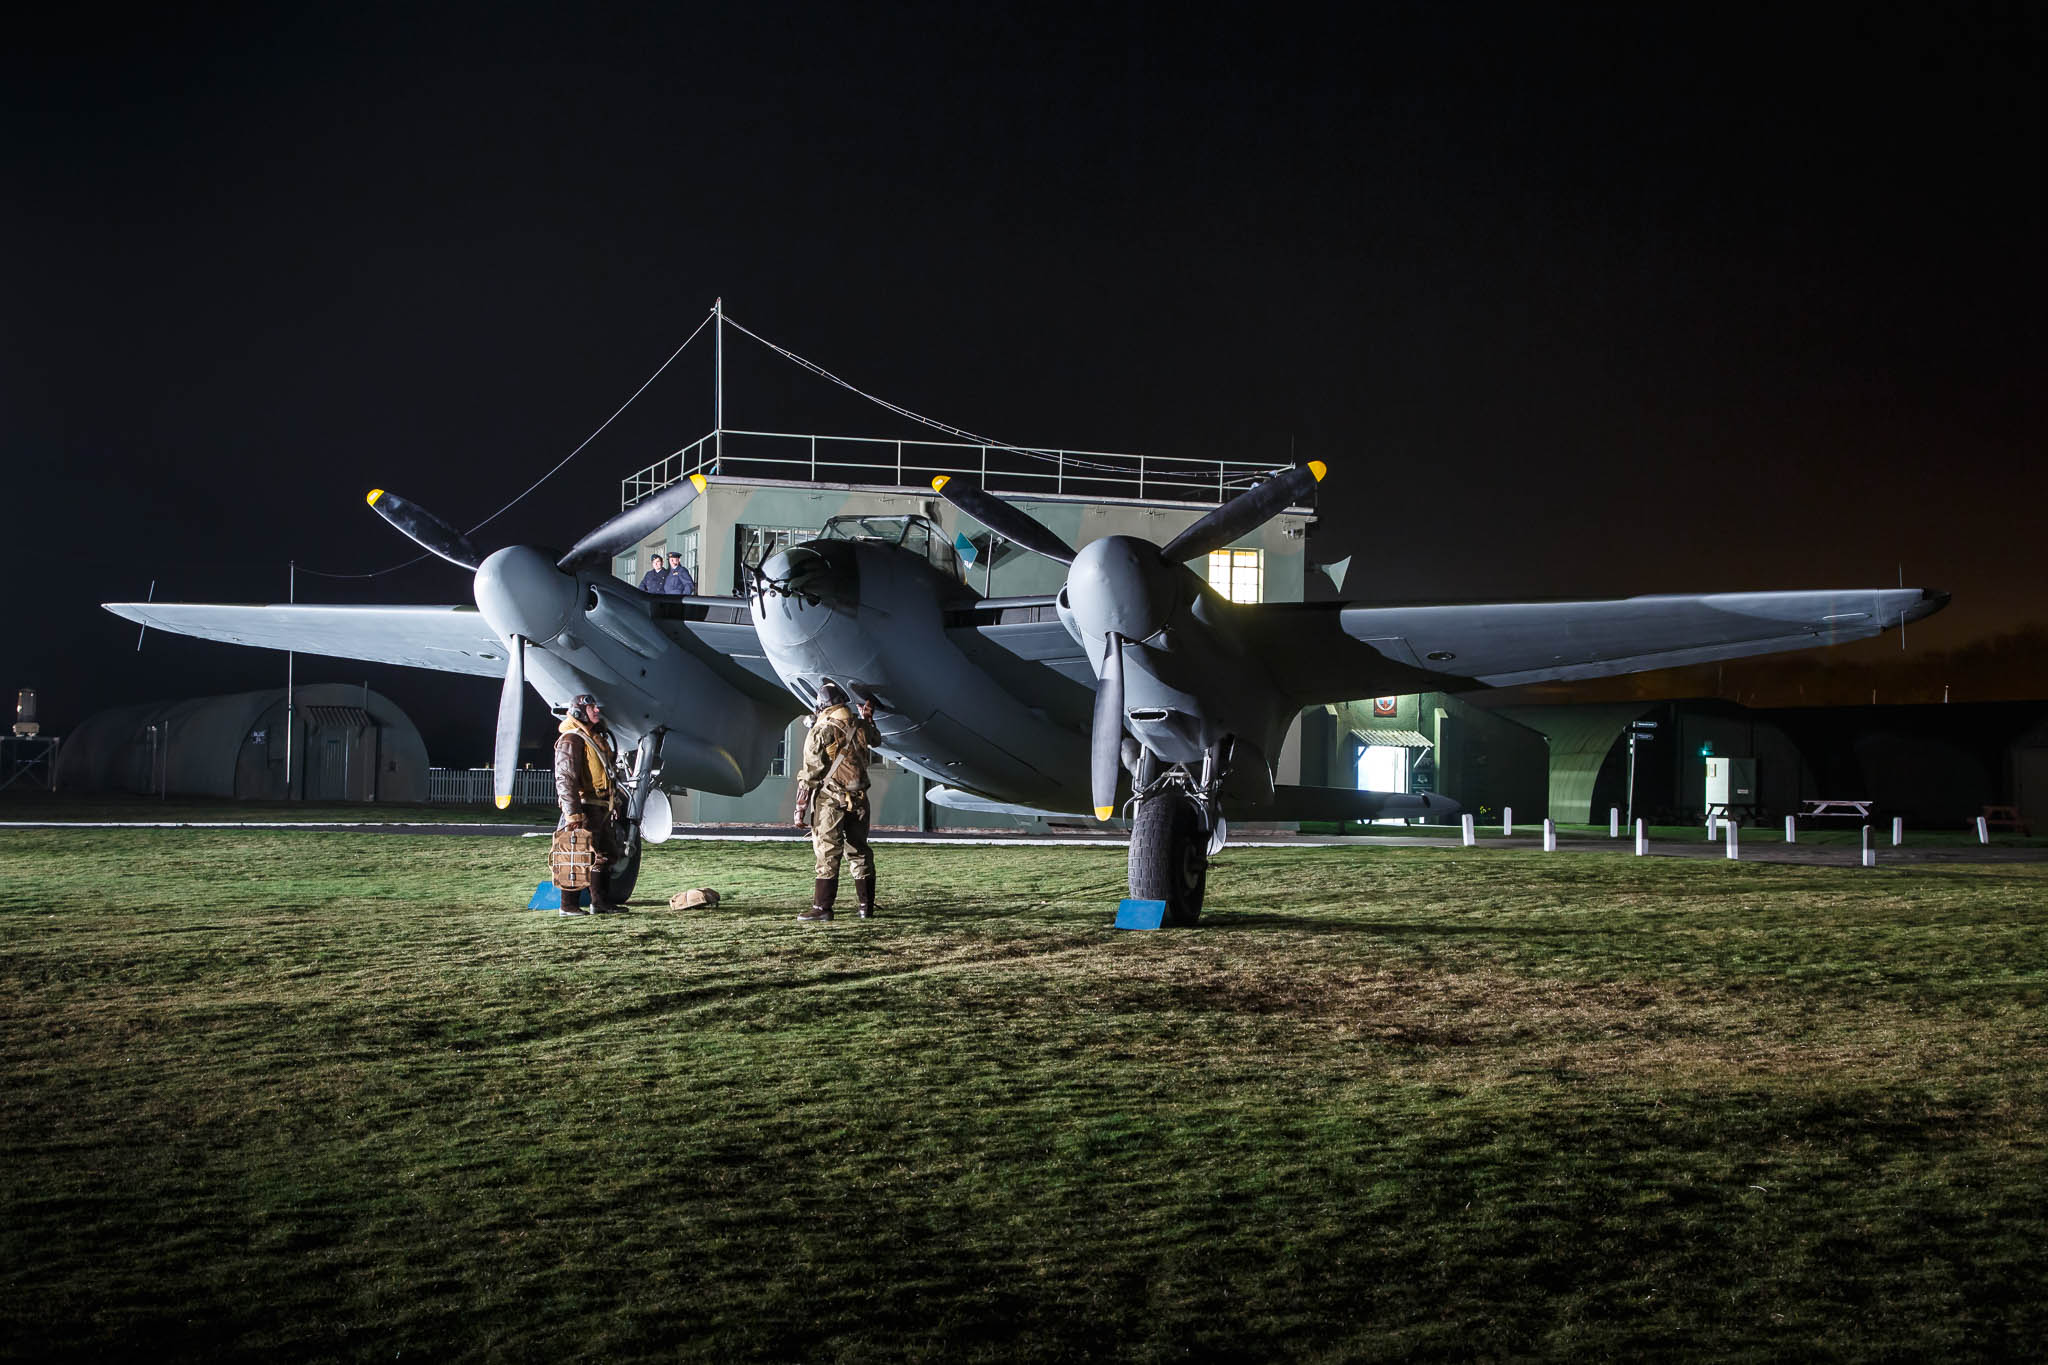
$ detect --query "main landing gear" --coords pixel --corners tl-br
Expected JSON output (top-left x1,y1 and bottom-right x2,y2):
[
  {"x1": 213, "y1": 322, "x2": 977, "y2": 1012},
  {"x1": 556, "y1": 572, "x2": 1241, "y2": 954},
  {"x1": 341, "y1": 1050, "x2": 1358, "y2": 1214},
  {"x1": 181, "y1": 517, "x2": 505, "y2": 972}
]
[
  {"x1": 1124, "y1": 746, "x2": 1223, "y2": 925},
  {"x1": 604, "y1": 729, "x2": 666, "y2": 906},
  {"x1": 1127, "y1": 788, "x2": 1209, "y2": 925}
]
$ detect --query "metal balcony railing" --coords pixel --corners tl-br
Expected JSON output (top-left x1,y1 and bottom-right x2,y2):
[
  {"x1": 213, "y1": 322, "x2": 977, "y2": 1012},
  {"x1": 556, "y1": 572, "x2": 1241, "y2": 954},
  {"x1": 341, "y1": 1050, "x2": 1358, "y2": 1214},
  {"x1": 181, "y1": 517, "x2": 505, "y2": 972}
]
[{"x1": 621, "y1": 429, "x2": 1295, "y2": 512}]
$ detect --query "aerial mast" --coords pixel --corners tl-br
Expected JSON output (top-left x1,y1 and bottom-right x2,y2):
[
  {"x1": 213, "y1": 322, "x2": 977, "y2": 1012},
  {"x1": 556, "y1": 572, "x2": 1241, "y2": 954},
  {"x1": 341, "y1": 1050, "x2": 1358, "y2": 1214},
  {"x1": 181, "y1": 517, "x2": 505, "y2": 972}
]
[
  {"x1": 285, "y1": 560, "x2": 295, "y2": 800},
  {"x1": 714, "y1": 297, "x2": 724, "y2": 466}
]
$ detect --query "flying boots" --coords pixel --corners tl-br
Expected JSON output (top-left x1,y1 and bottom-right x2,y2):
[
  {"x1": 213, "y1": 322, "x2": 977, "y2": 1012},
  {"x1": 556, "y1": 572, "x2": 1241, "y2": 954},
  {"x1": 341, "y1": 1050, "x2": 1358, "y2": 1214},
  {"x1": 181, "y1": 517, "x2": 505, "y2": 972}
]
[
  {"x1": 798, "y1": 876, "x2": 837, "y2": 922},
  {"x1": 855, "y1": 874, "x2": 876, "y2": 920}
]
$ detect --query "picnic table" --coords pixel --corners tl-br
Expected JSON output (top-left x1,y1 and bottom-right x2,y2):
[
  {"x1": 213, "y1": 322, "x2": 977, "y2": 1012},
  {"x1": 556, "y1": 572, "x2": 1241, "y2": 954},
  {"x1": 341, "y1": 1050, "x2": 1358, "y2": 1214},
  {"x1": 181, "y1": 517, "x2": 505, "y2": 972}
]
[
  {"x1": 1982, "y1": 805, "x2": 2031, "y2": 834},
  {"x1": 1800, "y1": 799, "x2": 1876, "y2": 820}
]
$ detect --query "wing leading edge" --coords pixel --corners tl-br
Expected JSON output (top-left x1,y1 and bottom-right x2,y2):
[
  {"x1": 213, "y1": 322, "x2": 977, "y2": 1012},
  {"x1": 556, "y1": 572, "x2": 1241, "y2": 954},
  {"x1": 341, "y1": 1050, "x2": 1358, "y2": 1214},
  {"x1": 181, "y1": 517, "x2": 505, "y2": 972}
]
[
  {"x1": 104, "y1": 603, "x2": 510, "y2": 678},
  {"x1": 1247, "y1": 588, "x2": 1950, "y2": 705}
]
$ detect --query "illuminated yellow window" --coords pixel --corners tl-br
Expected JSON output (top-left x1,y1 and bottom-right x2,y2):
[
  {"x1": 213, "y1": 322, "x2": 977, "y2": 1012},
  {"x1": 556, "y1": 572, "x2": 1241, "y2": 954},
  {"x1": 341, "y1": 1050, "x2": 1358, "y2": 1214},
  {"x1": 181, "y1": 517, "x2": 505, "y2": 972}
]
[{"x1": 1206, "y1": 548, "x2": 1262, "y2": 603}]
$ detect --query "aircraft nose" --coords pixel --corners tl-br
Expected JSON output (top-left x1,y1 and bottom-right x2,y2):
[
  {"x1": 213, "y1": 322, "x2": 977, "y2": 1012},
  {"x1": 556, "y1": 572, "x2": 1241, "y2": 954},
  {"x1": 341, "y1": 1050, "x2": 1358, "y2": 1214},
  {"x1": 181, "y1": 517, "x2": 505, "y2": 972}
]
[
  {"x1": 474, "y1": 545, "x2": 578, "y2": 644},
  {"x1": 754, "y1": 540, "x2": 859, "y2": 646}
]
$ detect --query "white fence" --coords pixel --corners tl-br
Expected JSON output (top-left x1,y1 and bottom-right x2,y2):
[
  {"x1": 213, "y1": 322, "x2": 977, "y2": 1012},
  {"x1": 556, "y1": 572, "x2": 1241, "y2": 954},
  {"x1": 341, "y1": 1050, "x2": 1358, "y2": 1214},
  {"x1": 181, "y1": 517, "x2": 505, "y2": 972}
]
[
  {"x1": 623, "y1": 429, "x2": 1294, "y2": 512},
  {"x1": 427, "y1": 767, "x2": 555, "y2": 805}
]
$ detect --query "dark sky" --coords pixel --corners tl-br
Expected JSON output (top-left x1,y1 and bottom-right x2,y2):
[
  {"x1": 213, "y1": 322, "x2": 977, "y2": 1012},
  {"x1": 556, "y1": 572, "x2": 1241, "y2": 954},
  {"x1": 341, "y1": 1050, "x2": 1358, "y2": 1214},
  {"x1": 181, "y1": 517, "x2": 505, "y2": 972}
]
[{"x1": 7, "y1": 3, "x2": 2044, "y2": 759}]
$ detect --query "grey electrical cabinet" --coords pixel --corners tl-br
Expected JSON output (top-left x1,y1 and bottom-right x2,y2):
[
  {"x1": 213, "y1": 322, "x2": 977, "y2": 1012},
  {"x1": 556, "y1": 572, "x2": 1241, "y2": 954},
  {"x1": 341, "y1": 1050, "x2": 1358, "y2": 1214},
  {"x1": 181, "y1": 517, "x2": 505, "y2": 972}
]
[{"x1": 1704, "y1": 756, "x2": 1757, "y2": 811}]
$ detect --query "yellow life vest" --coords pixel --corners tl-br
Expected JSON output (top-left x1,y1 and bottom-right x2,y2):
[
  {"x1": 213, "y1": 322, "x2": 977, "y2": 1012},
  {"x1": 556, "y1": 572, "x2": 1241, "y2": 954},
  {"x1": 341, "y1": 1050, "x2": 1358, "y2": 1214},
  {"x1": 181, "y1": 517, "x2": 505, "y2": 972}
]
[{"x1": 558, "y1": 715, "x2": 615, "y2": 803}]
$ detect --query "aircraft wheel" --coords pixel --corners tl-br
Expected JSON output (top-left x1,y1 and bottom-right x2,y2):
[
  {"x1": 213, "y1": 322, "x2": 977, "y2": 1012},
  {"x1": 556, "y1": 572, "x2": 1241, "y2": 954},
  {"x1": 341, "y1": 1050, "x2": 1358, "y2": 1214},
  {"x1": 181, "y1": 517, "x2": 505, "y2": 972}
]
[
  {"x1": 605, "y1": 833, "x2": 643, "y2": 905},
  {"x1": 1129, "y1": 791, "x2": 1208, "y2": 926}
]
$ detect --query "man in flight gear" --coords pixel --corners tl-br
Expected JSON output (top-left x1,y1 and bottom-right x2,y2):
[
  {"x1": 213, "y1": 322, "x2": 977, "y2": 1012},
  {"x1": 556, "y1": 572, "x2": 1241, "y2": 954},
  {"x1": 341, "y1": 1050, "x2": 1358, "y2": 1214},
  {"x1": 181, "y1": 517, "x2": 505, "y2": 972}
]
[
  {"x1": 555, "y1": 693, "x2": 623, "y2": 914},
  {"x1": 793, "y1": 680, "x2": 882, "y2": 922}
]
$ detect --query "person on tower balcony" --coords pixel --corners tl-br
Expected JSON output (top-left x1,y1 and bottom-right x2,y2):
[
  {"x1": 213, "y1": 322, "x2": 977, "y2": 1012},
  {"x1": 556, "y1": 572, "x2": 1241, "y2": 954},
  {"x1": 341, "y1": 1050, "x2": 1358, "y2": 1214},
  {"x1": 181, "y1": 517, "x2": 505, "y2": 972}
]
[{"x1": 662, "y1": 551, "x2": 696, "y2": 596}]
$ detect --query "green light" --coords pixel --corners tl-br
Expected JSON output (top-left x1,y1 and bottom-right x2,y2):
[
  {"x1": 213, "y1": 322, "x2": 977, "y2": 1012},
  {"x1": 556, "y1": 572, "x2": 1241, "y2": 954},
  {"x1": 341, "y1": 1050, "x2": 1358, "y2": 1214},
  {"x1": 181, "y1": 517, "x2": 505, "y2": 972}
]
[{"x1": 1699, "y1": 741, "x2": 1715, "y2": 757}]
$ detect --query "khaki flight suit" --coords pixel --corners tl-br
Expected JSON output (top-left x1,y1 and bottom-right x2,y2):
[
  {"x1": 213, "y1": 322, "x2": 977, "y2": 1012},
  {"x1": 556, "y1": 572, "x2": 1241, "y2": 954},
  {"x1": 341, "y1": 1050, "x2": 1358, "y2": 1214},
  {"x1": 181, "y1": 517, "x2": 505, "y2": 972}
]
[{"x1": 797, "y1": 703, "x2": 882, "y2": 881}]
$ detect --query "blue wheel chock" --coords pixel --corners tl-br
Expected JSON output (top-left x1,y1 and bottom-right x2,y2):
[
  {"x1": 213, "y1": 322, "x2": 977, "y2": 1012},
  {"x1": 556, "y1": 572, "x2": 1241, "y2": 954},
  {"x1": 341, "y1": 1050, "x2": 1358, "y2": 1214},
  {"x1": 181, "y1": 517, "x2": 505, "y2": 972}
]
[
  {"x1": 529, "y1": 881, "x2": 589, "y2": 911},
  {"x1": 1114, "y1": 898, "x2": 1169, "y2": 930}
]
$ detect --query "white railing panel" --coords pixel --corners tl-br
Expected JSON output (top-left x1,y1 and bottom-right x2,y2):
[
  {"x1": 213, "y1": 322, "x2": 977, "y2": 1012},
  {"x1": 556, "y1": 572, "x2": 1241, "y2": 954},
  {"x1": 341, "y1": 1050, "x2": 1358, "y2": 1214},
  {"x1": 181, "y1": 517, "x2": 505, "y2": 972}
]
[{"x1": 622, "y1": 429, "x2": 1292, "y2": 512}]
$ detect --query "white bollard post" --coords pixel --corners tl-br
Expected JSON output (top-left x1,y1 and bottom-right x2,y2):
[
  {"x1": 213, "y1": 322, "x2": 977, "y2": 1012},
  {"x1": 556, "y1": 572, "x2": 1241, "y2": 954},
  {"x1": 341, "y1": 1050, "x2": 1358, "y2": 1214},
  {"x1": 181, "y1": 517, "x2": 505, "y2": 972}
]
[
  {"x1": 1609, "y1": 807, "x2": 1620, "y2": 838},
  {"x1": 1461, "y1": 813, "x2": 1476, "y2": 847},
  {"x1": 1503, "y1": 807, "x2": 1513, "y2": 837},
  {"x1": 1726, "y1": 820, "x2": 1739, "y2": 860},
  {"x1": 1707, "y1": 814, "x2": 1719, "y2": 841},
  {"x1": 1635, "y1": 818, "x2": 1648, "y2": 856},
  {"x1": 1977, "y1": 815, "x2": 1990, "y2": 844},
  {"x1": 1892, "y1": 816, "x2": 1904, "y2": 847},
  {"x1": 1543, "y1": 818, "x2": 1557, "y2": 852},
  {"x1": 1785, "y1": 814, "x2": 1797, "y2": 844},
  {"x1": 1861, "y1": 825, "x2": 1876, "y2": 868}
]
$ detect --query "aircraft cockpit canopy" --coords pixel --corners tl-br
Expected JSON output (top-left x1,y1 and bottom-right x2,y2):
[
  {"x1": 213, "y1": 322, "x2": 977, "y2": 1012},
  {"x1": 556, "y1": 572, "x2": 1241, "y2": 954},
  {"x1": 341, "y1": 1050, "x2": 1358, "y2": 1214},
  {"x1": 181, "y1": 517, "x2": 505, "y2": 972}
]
[{"x1": 817, "y1": 514, "x2": 963, "y2": 581}]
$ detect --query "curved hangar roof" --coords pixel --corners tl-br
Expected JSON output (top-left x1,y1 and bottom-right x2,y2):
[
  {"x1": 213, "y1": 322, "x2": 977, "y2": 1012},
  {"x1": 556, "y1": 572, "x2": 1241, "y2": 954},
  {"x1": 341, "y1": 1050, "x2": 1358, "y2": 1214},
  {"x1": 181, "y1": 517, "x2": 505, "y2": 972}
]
[{"x1": 54, "y1": 684, "x2": 429, "y2": 802}]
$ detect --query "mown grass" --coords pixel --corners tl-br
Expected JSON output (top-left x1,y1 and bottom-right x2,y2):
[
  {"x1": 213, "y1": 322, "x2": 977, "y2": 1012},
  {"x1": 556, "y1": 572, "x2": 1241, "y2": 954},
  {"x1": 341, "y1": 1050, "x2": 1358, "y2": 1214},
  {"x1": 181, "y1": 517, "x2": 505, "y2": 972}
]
[{"x1": 3, "y1": 826, "x2": 2046, "y2": 1361}]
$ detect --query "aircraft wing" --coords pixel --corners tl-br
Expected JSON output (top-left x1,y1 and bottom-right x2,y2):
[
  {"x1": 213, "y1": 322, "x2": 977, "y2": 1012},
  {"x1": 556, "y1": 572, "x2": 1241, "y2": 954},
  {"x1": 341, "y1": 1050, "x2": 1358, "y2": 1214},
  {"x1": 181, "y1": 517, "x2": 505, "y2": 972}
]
[
  {"x1": 1248, "y1": 588, "x2": 1950, "y2": 704},
  {"x1": 946, "y1": 602, "x2": 1096, "y2": 711},
  {"x1": 104, "y1": 603, "x2": 509, "y2": 677}
]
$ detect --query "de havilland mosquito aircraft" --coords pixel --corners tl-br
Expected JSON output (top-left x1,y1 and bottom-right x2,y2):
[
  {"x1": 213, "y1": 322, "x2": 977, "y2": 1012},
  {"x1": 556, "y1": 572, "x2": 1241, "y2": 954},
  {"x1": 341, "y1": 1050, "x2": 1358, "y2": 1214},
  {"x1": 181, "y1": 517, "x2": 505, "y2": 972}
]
[{"x1": 107, "y1": 461, "x2": 1948, "y2": 923}]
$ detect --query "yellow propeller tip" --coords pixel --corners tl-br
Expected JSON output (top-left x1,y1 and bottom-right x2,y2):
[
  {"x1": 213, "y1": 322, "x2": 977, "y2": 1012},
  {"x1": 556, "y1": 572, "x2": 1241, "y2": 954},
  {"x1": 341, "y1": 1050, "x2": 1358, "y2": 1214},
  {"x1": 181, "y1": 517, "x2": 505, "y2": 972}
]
[
  {"x1": 1094, "y1": 805, "x2": 1114, "y2": 821},
  {"x1": 931, "y1": 475, "x2": 950, "y2": 491},
  {"x1": 1307, "y1": 460, "x2": 1327, "y2": 482},
  {"x1": 689, "y1": 473, "x2": 707, "y2": 493},
  {"x1": 494, "y1": 795, "x2": 510, "y2": 810},
  {"x1": 367, "y1": 489, "x2": 383, "y2": 505}
]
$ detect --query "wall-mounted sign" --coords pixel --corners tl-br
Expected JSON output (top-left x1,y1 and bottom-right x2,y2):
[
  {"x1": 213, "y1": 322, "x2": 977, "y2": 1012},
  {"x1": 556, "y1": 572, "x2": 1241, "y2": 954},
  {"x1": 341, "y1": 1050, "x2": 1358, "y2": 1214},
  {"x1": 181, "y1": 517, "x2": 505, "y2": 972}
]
[{"x1": 1373, "y1": 697, "x2": 1399, "y2": 717}]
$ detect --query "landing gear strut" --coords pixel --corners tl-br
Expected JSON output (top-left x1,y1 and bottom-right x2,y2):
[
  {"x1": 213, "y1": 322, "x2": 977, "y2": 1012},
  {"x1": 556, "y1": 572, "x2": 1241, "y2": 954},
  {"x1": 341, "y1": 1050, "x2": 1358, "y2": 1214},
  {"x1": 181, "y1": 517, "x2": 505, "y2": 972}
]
[
  {"x1": 1127, "y1": 787, "x2": 1210, "y2": 926},
  {"x1": 604, "y1": 729, "x2": 665, "y2": 906}
]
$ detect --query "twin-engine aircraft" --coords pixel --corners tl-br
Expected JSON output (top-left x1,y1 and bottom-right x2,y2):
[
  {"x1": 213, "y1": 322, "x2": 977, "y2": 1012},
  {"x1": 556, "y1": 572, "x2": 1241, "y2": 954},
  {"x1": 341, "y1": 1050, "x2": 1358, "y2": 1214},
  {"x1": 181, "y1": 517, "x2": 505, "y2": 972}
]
[{"x1": 106, "y1": 463, "x2": 1947, "y2": 923}]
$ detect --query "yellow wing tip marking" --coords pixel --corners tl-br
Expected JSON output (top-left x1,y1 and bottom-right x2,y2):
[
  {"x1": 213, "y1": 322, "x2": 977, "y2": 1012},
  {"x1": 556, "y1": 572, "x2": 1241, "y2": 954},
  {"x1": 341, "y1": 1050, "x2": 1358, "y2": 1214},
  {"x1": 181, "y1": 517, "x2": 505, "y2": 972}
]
[
  {"x1": 931, "y1": 475, "x2": 950, "y2": 491},
  {"x1": 688, "y1": 473, "x2": 708, "y2": 493},
  {"x1": 1307, "y1": 460, "x2": 1327, "y2": 482},
  {"x1": 367, "y1": 488, "x2": 384, "y2": 505},
  {"x1": 494, "y1": 795, "x2": 511, "y2": 810},
  {"x1": 1094, "y1": 805, "x2": 1114, "y2": 821}
]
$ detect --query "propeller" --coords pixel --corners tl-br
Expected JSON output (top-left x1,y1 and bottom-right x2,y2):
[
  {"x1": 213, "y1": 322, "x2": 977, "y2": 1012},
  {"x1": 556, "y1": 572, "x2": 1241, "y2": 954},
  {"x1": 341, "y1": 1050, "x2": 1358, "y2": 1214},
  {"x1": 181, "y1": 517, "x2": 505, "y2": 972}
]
[
  {"x1": 931, "y1": 462, "x2": 1326, "y2": 821},
  {"x1": 367, "y1": 489, "x2": 484, "y2": 570},
  {"x1": 930, "y1": 475, "x2": 1076, "y2": 564},
  {"x1": 493, "y1": 636, "x2": 525, "y2": 809},
  {"x1": 1158, "y1": 461, "x2": 1324, "y2": 563},
  {"x1": 558, "y1": 473, "x2": 708, "y2": 574},
  {"x1": 1091, "y1": 633, "x2": 1125, "y2": 819}
]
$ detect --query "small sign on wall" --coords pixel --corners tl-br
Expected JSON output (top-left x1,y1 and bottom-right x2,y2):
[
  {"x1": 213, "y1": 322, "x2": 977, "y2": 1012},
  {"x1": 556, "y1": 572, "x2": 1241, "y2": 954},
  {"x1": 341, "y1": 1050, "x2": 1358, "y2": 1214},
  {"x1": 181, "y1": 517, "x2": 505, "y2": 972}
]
[{"x1": 1373, "y1": 697, "x2": 1399, "y2": 717}]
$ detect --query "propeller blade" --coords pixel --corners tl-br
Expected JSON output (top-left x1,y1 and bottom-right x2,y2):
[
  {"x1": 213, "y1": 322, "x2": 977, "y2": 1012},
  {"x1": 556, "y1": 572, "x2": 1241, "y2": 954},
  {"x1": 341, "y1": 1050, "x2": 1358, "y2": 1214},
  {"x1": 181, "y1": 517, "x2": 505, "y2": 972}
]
[
  {"x1": 1158, "y1": 461, "x2": 1325, "y2": 565},
  {"x1": 1091, "y1": 632, "x2": 1125, "y2": 820},
  {"x1": 558, "y1": 473, "x2": 708, "y2": 574},
  {"x1": 930, "y1": 476, "x2": 1076, "y2": 566},
  {"x1": 493, "y1": 636, "x2": 524, "y2": 810},
  {"x1": 366, "y1": 489, "x2": 484, "y2": 570}
]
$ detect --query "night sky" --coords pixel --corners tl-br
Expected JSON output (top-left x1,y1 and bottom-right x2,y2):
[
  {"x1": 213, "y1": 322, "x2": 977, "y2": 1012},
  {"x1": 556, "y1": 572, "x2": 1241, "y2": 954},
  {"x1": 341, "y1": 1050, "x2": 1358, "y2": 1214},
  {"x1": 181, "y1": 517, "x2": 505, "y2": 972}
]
[{"x1": 8, "y1": 3, "x2": 2044, "y2": 760}]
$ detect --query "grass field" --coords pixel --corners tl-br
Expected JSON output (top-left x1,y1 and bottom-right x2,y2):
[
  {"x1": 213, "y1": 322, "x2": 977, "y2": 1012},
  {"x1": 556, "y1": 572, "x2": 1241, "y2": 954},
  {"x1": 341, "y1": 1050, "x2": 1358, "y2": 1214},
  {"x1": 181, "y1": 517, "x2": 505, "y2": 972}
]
[{"x1": 4, "y1": 822, "x2": 2046, "y2": 1361}]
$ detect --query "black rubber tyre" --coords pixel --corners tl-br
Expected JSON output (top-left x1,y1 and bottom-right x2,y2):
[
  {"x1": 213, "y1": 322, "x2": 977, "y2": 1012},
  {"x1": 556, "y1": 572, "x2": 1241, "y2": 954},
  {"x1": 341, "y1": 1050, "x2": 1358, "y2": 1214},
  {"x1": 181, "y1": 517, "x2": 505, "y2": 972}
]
[
  {"x1": 1128, "y1": 791, "x2": 1208, "y2": 926},
  {"x1": 605, "y1": 834, "x2": 643, "y2": 905}
]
